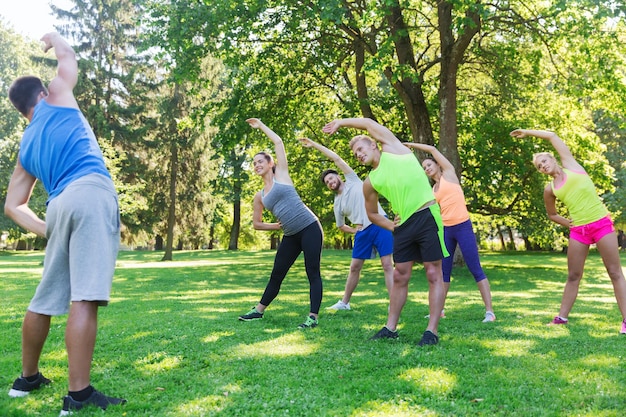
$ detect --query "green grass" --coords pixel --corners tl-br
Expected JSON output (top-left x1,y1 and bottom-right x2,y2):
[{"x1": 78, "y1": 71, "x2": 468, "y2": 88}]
[{"x1": 1, "y1": 249, "x2": 625, "y2": 416}]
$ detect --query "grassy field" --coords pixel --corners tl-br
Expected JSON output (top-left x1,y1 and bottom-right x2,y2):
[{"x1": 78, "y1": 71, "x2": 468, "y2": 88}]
[{"x1": 0, "y1": 249, "x2": 625, "y2": 417}]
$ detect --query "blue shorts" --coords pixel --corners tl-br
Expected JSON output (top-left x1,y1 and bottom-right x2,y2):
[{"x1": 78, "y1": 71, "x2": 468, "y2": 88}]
[{"x1": 352, "y1": 223, "x2": 393, "y2": 260}]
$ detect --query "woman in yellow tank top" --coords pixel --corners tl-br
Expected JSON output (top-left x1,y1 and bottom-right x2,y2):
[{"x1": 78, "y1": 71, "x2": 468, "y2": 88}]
[
  {"x1": 511, "y1": 129, "x2": 626, "y2": 334},
  {"x1": 404, "y1": 143, "x2": 495, "y2": 323}
]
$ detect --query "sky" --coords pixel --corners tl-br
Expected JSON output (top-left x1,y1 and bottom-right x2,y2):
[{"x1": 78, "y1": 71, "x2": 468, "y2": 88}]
[{"x1": 1, "y1": 0, "x2": 72, "y2": 41}]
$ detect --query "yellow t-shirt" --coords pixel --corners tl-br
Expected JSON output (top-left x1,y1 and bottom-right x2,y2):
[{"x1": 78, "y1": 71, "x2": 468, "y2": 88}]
[{"x1": 551, "y1": 169, "x2": 608, "y2": 226}]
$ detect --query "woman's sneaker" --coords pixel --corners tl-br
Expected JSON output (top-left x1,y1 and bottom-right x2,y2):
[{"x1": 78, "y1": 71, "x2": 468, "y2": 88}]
[
  {"x1": 548, "y1": 316, "x2": 568, "y2": 325},
  {"x1": 59, "y1": 389, "x2": 126, "y2": 416},
  {"x1": 8, "y1": 372, "x2": 51, "y2": 398},
  {"x1": 482, "y1": 311, "x2": 496, "y2": 323},
  {"x1": 238, "y1": 307, "x2": 263, "y2": 321},
  {"x1": 620, "y1": 319, "x2": 626, "y2": 334},
  {"x1": 297, "y1": 315, "x2": 318, "y2": 329},
  {"x1": 327, "y1": 300, "x2": 350, "y2": 310}
]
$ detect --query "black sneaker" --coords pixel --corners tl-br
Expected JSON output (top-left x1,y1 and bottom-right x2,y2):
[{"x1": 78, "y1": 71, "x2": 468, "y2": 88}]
[
  {"x1": 8, "y1": 372, "x2": 51, "y2": 398},
  {"x1": 239, "y1": 307, "x2": 263, "y2": 321},
  {"x1": 370, "y1": 326, "x2": 399, "y2": 340},
  {"x1": 59, "y1": 389, "x2": 126, "y2": 416},
  {"x1": 297, "y1": 315, "x2": 318, "y2": 329},
  {"x1": 418, "y1": 330, "x2": 439, "y2": 346}
]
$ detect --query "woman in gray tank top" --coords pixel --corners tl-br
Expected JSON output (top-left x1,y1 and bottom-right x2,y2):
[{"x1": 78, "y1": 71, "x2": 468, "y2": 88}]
[{"x1": 238, "y1": 118, "x2": 323, "y2": 329}]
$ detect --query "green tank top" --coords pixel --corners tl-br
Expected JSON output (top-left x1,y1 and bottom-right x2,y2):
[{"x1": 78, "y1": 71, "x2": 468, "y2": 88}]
[
  {"x1": 551, "y1": 169, "x2": 608, "y2": 226},
  {"x1": 369, "y1": 152, "x2": 435, "y2": 226}
]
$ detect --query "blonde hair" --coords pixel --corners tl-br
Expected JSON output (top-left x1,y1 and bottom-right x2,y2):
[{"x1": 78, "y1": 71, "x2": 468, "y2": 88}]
[
  {"x1": 532, "y1": 152, "x2": 557, "y2": 170},
  {"x1": 349, "y1": 134, "x2": 376, "y2": 150}
]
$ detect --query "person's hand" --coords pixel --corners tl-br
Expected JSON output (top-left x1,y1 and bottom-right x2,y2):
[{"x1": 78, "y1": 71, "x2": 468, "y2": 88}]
[
  {"x1": 40, "y1": 32, "x2": 59, "y2": 53},
  {"x1": 246, "y1": 118, "x2": 263, "y2": 129},
  {"x1": 298, "y1": 137, "x2": 314, "y2": 147},
  {"x1": 393, "y1": 214, "x2": 401, "y2": 226},
  {"x1": 322, "y1": 120, "x2": 341, "y2": 135},
  {"x1": 509, "y1": 129, "x2": 527, "y2": 138}
]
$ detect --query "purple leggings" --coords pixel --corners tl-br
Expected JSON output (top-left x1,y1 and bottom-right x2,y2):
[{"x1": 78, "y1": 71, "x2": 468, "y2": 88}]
[{"x1": 442, "y1": 219, "x2": 487, "y2": 283}]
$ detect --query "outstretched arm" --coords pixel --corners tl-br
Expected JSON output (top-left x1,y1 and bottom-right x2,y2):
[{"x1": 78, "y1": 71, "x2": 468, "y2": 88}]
[
  {"x1": 246, "y1": 118, "x2": 292, "y2": 184},
  {"x1": 41, "y1": 32, "x2": 79, "y2": 109},
  {"x1": 298, "y1": 137, "x2": 354, "y2": 175},
  {"x1": 510, "y1": 129, "x2": 583, "y2": 171},
  {"x1": 323, "y1": 118, "x2": 410, "y2": 155}
]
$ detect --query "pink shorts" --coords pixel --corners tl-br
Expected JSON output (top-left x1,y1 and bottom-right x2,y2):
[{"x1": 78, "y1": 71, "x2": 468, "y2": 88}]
[{"x1": 569, "y1": 215, "x2": 614, "y2": 245}]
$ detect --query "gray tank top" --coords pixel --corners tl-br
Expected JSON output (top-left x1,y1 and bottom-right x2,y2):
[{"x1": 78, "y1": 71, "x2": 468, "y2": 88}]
[{"x1": 261, "y1": 181, "x2": 317, "y2": 236}]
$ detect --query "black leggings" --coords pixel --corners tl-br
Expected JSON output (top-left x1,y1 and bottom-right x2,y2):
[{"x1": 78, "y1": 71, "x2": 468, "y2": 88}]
[{"x1": 260, "y1": 221, "x2": 323, "y2": 314}]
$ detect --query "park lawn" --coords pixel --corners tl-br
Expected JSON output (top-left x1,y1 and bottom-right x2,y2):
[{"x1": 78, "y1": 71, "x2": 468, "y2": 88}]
[{"x1": 0, "y1": 249, "x2": 625, "y2": 417}]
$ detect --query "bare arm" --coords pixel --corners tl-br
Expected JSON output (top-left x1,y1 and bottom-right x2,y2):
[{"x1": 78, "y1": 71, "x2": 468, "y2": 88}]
[
  {"x1": 338, "y1": 224, "x2": 360, "y2": 234},
  {"x1": 510, "y1": 129, "x2": 583, "y2": 171},
  {"x1": 543, "y1": 184, "x2": 571, "y2": 228},
  {"x1": 363, "y1": 178, "x2": 394, "y2": 231},
  {"x1": 298, "y1": 137, "x2": 354, "y2": 175},
  {"x1": 41, "y1": 32, "x2": 79, "y2": 109},
  {"x1": 246, "y1": 118, "x2": 292, "y2": 184},
  {"x1": 4, "y1": 160, "x2": 46, "y2": 238},
  {"x1": 403, "y1": 142, "x2": 458, "y2": 182},
  {"x1": 323, "y1": 118, "x2": 410, "y2": 155},
  {"x1": 252, "y1": 192, "x2": 282, "y2": 231}
]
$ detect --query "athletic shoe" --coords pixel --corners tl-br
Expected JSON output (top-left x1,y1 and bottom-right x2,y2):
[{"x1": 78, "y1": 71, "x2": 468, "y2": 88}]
[
  {"x1": 621, "y1": 319, "x2": 626, "y2": 334},
  {"x1": 482, "y1": 311, "x2": 496, "y2": 323},
  {"x1": 424, "y1": 308, "x2": 445, "y2": 319},
  {"x1": 8, "y1": 372, "x2": 51, "y2": 398},
  {"x1": 418, "y1": 330, "x2": 439, "y2": 346},
  {"x1": 548, "y1": 316, "x2": 568, "y2": 325},
  {"x1": 370, "y1": 326, "x2": 399, "y2": 340},
  {"x1": 238, "y1": 307, "x2": 263, "y2": 321},
  {"x1": 59, "y1": 389, "x2": 126, "y2": 416},
  {"x1": 326, "y1": 300, "x2": 350, "y2": 310},
  {"x1": 297, "y1": 315, "x2": 318, "y2": 329}
]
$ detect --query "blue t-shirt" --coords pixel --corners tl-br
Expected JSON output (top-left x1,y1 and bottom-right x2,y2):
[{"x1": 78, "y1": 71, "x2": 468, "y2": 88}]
[{"x1": 19, "y1": 100, "x2": 110, "y2": 203}]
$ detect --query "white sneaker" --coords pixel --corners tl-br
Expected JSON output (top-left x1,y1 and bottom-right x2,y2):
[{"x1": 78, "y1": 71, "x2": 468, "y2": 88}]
[
  {"x1": 424, "y1": 308, "x2": 445, "y2": 319},
  {"x1": 482, "y1": 311, "x2": 496, "y2": 323},
  {"x1": 327, "y1": 300, "x2": 350, "y2": 310}
]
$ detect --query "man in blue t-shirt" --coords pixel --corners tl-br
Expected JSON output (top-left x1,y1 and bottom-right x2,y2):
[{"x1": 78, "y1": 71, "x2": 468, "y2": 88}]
[{"x1": 5, "y1": 32, "x2": 125, "y2": 414}]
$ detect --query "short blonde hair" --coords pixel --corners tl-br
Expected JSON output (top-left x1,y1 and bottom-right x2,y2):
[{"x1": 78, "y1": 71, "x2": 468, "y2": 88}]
[
  {"x1": 349, "y1": 134, "x2": 376, "y2": 150},
  {"x1": 532, "y1": 152, "x2": 556, "y2": 170}
]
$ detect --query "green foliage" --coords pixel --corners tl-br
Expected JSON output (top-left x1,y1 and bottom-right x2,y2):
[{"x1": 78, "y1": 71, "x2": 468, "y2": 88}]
[{"x1": 2, "y1": 250, "x2": 626, "y2": 415}]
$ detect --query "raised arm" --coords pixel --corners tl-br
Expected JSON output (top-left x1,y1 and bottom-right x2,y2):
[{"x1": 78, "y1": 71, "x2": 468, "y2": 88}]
[
  {"x1": 41, "y1": 32, "x2": 79, "y2": 109},
  {"x1": 510, "y1": 129, "x2": 583, "y2": 171},
  {"x1": 404, "y1": 142, "x2": 456, "y2": 174},
  {"x1": 298, "y1": 137, "x2": 354, "y2": 175},
  {"x1": 323, "y1": 118, "x2": 410, "y2": 155},
  {"x1": 246, "y1": 118, "x2": 292, "y2": 184}
]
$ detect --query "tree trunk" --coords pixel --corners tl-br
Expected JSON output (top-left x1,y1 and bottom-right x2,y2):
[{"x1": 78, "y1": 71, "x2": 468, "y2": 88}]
[
  {"x1": 228, "y1": 197, "x2": 241, "y2": 250},
  {"x1": 162, "y1": 140, "x2": 178, "y2": 261}
]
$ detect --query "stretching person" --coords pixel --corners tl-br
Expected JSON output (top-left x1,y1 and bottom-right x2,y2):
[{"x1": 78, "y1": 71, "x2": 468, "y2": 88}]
[
  {"x1": 238, "y1": 118, "x2": 324, "y2": 329},
  {"x1": 323, "y1": 118, "x2": 447, "y2": 346},
  {"x1": 510, "y1": 129, "x2": 626, "y2": 333},
  {"x1": 5, "y1": 33, "x2": 125, "y2": 414},
  {"x1": 298, "y1": 137, "x2": 393, "y2": 310},
  {"x1": 404, "y1": 143, "x2": 495, "y2": 322}
]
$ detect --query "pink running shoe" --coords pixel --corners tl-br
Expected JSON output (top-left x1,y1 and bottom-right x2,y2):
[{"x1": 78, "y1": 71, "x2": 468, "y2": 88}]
[
  {"x1": 621, "y1": 319, "x2": 626, "y2": 334},
  {"x1": 548, "y1": 316, "x2": 568, "y2": 325}
]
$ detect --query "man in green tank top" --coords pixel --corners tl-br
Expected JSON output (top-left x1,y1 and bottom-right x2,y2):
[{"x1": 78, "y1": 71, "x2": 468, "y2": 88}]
[{"x1": 323, "y1": 118, "x2": 447, "y2": 346}]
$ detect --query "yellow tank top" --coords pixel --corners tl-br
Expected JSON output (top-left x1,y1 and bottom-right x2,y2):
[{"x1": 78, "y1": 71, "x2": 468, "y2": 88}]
[
  {"x1": 369, "y1": 152, "x2": 434, "y2": 226},
  {"x1": 433, "y1": 176, "x2": 470, "y2": 226},
  {"x1": 551, "y1": 169, "x2": 608, "y2": 226}
]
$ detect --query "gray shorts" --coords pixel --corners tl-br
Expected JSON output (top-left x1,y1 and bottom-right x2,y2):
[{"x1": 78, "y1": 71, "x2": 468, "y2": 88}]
[{"x1": 29, "y1": 174, "x2": 120, "y2": 316}]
